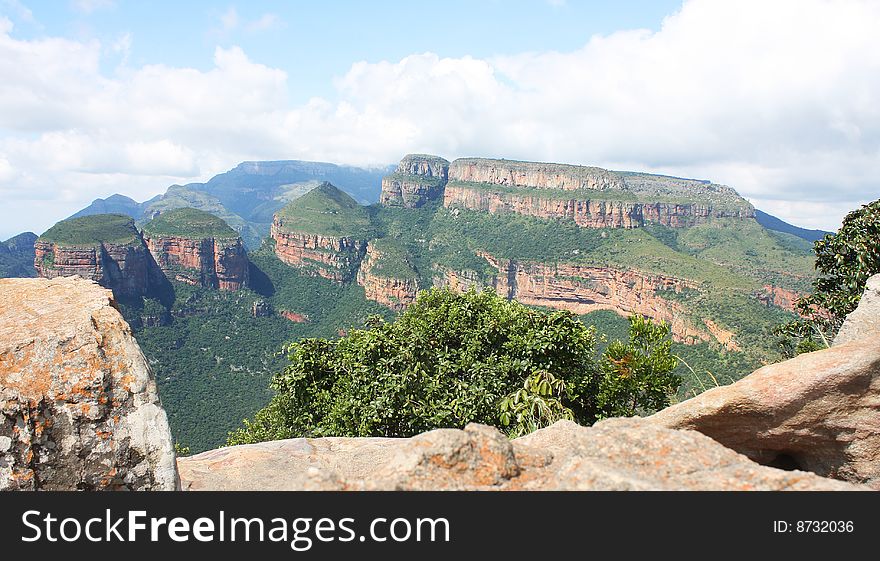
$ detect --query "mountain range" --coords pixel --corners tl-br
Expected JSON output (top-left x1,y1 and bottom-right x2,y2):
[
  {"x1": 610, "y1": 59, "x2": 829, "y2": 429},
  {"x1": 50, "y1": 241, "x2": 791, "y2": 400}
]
[{"x1": 3, "y1": 154, "x2": 836, "y2": 451}]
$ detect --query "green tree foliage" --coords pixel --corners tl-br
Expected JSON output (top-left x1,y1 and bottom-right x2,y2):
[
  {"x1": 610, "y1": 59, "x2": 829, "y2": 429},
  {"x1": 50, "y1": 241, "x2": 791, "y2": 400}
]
[
  {"x1": 227, "y1": 288, "x2": 680, "y2": 445},
  {"x1": 775, "y1": 199, "x2": 880, "y2": 354}
]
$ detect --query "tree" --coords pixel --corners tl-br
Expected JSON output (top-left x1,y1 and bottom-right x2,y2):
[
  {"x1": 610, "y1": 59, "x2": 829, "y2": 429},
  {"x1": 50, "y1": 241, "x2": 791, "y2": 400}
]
[
  {"x1": 227, "y1": 288, "x2": 680, "y2": 445},
  {"x1": 775, "y1": 198, "x2": 880, "y2": 354}
]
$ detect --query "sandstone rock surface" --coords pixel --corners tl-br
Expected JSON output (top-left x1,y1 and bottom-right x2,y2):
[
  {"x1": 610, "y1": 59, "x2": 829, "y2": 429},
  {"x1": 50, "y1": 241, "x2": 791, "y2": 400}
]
[
  {"x1": 34, "y1": 239, "x2": 153, "y2": 297},
  {"x1": 834, "y1": 274, "x2": 880, "y2": 346},
  {"x1": 144, "y1": 235, "x2": 249, "y2": 291},
  {"x1": 356, "y1": 242, "x2": 420, "y2": 310},
  {"x1": 380, "y1": 154, "x2": 450, "y2": 208},
  {"x1": 650, "y1": 337, "x2": 880, "y2": 488},
  {"x1": 177, "y1": 419, "x2": 860, "y2": 491},
  {"x1": 0, "y1": 277, "x2": 178, "y2": 490},
  {"x1": 433, "y1": 251, "x2": 738, "y2": 349},
  {"x1": 270, "y1": 219, "x2": 366, "y2": 282}
]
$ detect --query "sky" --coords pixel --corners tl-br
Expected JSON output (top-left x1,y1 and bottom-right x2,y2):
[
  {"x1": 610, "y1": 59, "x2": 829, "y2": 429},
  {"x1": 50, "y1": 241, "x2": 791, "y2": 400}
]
[{"x1": 0, "y1": 0, "x2": 878, "y2": 239}]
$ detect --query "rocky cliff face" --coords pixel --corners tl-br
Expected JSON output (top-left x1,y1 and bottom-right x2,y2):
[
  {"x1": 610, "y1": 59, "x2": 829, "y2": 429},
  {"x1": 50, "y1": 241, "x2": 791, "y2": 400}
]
[
  {"x1": 34, "y1": 238, "x2": 153, "y2": 297},
  {"x1": 0, "y1": 277, "x2": 178, "y2": 490},
  {"x1": 443, "y1": 183, "x2": 753, "y2": 228},
  {"x1": 448, "y1": 158, "x2": 625, "y2": 191},
  {"x1": 356, "y1": 243, "x2": 419, "y2": 310},
  {"x1": 434, "y1": 251, "x2": 739, "y2": 350},
  {"x1": 270, "y1": 217, "x2": 367, "y2": 282},
  {"x1": 144, "y1": 235, "x2": 249, "y2": 291},
  {"x1": 380, "y1": 154, "x2": 450, "y2": 208},
  {"x1": 758, "y1": 284, "x2": 802, "y2": 313}
]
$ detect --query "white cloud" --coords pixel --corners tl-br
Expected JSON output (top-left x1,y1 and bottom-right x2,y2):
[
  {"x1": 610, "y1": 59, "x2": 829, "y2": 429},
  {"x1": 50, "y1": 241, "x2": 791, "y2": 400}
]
[
  {"x1": 0, "y1": 154, "x2": 14, "y2": 183},
  {"x1": 245, "y1": 13, "x2": 282, "y2": 32},
  {"x1": 1, "y1": 0, "x2": 33, "y2": 23},
  {"x1": 213, "y1": 8, "x2": 283, "y2": 36},
  {"x1": 218, "y1": 7, "x2": 239, "y2": 33},
  {"x1": 1, "y1": 0, "x2": 879, "y2": 238},
  {"x1": 71, "y1": 0, "x2": 115, "y2": 14}
]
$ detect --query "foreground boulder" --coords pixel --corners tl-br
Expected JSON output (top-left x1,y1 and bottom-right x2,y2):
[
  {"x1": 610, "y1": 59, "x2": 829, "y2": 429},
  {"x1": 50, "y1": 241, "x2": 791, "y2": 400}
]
[
  {"x1": 0, "y1": 277, "x2": 178, "y2": 490},
  {"x1": 650, "y1": 336, "x2": 880, "y2": 488},
  {"x1": 834, "y1": 274, "x2": 880, "y2": 346},
  {"x1": 178, "y1": 418, "x2": 860, "y2": 491}
]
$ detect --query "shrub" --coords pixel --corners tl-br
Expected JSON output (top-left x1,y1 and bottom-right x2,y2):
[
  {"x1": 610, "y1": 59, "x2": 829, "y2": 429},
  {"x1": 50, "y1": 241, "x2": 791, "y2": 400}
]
[
  {"x1": 775, "y1": 198, "x2": 880, "y2": 354},
  {"x1": 228, "y1": 288, "x2": 679, "y2": 444}
]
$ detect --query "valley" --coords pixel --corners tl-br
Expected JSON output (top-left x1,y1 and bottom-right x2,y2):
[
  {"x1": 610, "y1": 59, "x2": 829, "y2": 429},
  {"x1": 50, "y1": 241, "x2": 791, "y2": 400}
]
[{"x1": 8, "y1": 153, "x2": 827, "y2": 452}]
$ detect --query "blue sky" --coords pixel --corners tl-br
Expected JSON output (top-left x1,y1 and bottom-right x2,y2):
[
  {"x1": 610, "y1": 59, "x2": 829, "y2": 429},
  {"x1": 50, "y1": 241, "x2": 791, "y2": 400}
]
[
  {"x1": 11, "y1": 1, "x2": 681, "y2": 102},
  {"x1": 1, "y1": 0, "x2": 878, "y2": 238}
]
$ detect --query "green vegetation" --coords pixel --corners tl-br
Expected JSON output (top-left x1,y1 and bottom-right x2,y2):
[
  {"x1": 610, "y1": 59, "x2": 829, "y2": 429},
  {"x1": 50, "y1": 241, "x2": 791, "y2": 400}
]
[
  {"x1": 122, "y1": 242, "x2": 392, "y2": 453},
  {"x1": 0, "y1": 232, "x2": 37, "y2": 278},
  {"x1": 384, "y1": 172, "x2": 446, "y2": 188},
  {"x1": 38, "y1": 214, "x2": 141, "y2": 247},
  {"x1": 366, "y1": 238, "x2": 419, "y2": 280},
  {"x1": 645, "y1": 219, "x2": 815, "y2": 291},
  {"x1": 110, "y1": 167, "x2": 825, "y2": 452},
  {"x1": 228, "y1": 289, "x2": 679, "y2": 444},
  {"x1": 142, "y1": 207, "x2": 239, "y2": 239},
  {"x1": 275, "y1": 182, "x2": 373, "y2": 238},
  {"x1": 776, "y1": 198, "x2": 880, "y2": 353}
]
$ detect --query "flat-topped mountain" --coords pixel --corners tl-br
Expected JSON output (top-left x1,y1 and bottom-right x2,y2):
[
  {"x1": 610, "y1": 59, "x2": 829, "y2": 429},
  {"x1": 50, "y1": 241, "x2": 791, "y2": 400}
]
[
  {"x1": 34, "y1": 214, "x2": 154, "y2": 297},
  {"x1": 270, "y1": 183, "x2": 371, "y2": 282},
  {"x1": 382, "y1": 154, "x2": 755, "y2": 228},
  {"x1": 142, "y1": 208, "x2": 249, "y2": 291}
]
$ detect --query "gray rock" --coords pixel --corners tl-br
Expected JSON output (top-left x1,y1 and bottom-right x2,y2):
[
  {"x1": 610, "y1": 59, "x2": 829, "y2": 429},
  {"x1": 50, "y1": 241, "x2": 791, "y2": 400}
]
[
  {"x1": 0, "y1": 277, "x2": 178, "y2": 490},
  {"x1": 834, "y1": 274, "x2": 880, "y2": 346}
]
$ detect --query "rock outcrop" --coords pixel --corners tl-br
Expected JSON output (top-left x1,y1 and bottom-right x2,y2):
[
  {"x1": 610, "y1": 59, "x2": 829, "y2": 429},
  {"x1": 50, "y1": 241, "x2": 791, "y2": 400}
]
[
  {"x1": 144, "y1": 235, "x2": 249, "y2": 291},
  {"x1": 434, "y1": 251, "x2": 739, "y2": 349},
  {"x1": 758, "y1": 284, "x2": 802, "y2": 313},
  {"x1": 650, "y1": 336, "x2": 880, "y2": 488},
  {"x1": 141, "y1": 207, "x2": 249, "y2": 291},
  {"x1": 380, "y1": 154, "x2": 450, "y2": 208},
  {"x1": 443, "y1": 183, "x2": 753, "y2": 229},
  {"x1": 177, "y1": 418, "x2": 860, "y2": 491},
  {"x1": 356, "y1": 242, "x2": 420, "y2": 310},
  {"x1": 0, "y1": 277, "x2": 178, "y2": 490},
  {"x1": 34, "y1": 238, "x2": 153, "y2": 297},
  {"x1": 271, "y1": 222, "x2": 367, "y2": 282},
  {"x1": 834, "y1": 274, "x2": 880, "y2": 346}
]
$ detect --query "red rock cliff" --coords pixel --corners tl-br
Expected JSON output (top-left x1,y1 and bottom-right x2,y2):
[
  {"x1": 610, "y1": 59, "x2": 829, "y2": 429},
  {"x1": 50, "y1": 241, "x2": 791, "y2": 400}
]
[
  {"x1": 270, "y1": 217, "x2": 366, "y2": 282},
  {"x1": 356, "y1": 243, "x2": 420, "y2": 310},
  {"x1": 448, "y1": 158, "x2": 624, "y2": 191},
  {"x1": 434, "y1": 251, "x2": 740, "y2": 350},
  {"x1": 144, "y1": 235, "x2": 249, "y2": 291},
  {"x1": 444, "y1": 183, "x2": 751, "y2": 229},
  {"x1": 34, "y1": 239, "x2": 152, "y2": 297},
  {"x1": 381, "y1": 154, "x2": 450, "y2": 208}
]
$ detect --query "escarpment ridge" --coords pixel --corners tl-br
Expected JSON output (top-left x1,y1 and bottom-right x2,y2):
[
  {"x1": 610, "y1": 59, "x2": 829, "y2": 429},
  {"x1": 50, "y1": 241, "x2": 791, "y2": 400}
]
[{"x1": 379, "y1": 154, "x2": 755, "y2": 227}]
